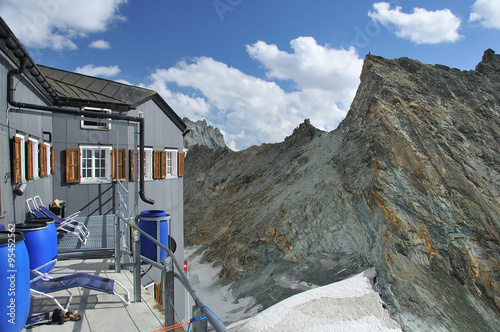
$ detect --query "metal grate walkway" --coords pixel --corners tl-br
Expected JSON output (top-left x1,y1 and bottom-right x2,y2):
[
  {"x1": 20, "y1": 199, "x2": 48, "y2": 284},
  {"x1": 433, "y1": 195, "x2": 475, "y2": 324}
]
[{"x1": 57, "y1": 214, "x2": 115, "y2": 258}]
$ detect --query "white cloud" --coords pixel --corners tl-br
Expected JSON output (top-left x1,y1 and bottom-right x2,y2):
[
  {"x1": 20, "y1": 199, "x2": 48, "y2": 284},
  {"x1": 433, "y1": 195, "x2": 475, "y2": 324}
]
[
  {"x1": 246, "y1": 37, "x2": 362, "y2": 109},
  {"x1": 75, "y1": 64, "x2": 121, "y2": 77},
  {"x1": 470, "y1": 0, "x2": 500, "y2": 29},
  {"x1": 146, "y1": 37, "x2": 362, "y2": 150},
  {"x1": 368, "y1": 2, "x2": 462, "y2": 44},
  {"x1": 0, "y1": 0, "x2": 127, "y2": 50},
  {"x1": 89, "y1": 40, "x2": 111, "y2": 49}
]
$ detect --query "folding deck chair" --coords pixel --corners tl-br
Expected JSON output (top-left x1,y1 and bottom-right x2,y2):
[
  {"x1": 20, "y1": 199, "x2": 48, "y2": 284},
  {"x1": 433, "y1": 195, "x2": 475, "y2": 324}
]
[
  {"x1": 26, "y1": 197, "x2": 90, "y2": 245},
  {"x1": 30, "y1": 263, "x2": 130, "y2": 312}
]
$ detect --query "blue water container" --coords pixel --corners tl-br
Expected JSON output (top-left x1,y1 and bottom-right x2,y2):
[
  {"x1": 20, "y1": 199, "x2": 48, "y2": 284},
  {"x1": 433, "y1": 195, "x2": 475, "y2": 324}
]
[
  {"x1": 16, "y1": 222, "x2": 56, "y2": 273},
  {"x1": 25, "y1": 217, "x2": 57, "y2": 272},
  {"x1": 0, "y1": 230, "x2": 30, "y2": 332},
  {"x1": 139, "y1": 210, "x2": 170, "y2": 263}
]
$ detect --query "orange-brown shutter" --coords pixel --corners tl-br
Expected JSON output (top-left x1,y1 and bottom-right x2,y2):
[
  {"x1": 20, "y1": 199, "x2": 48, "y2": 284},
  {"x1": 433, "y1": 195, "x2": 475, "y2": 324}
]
[
  {"x1": 154, "y1": 282, "x2": 163, "y2": 305},
  {"x1": 160, "y1": 150, "x2": 166, "y2": 179},
  {"x1": 26, "y1": 140, "x2": 33, "y2": 180},
  {"x1": 153, "y1": 150, "x2": 161, "y2": 179},
  {"x1": 12, "y1": 136, "x2": 22, "y2": 184},
  {"x1": 51, "y1": 146, "x2": 56, "y2": 174},
  {"x1": 112, "y1": 149, "x2": 126, "y2": 181},
  {"x1": 129, "y1": 149, "x2": 135, "y2": 181},
  {"x1": 65, "y1": 148, "x2": 80, "y2": 183},
  {"x1": 178, "y1": 151, "x2": 185, "y2": 177},
  {"x1": 39, "y1": 144, "x2": 47, "y2": 177}
]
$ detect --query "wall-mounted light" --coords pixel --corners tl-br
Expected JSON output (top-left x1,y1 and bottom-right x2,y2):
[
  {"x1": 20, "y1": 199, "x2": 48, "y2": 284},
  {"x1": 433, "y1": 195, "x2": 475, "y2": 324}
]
[{"x1": 14, "y1": 182, "x2": 27, "y2": 196}]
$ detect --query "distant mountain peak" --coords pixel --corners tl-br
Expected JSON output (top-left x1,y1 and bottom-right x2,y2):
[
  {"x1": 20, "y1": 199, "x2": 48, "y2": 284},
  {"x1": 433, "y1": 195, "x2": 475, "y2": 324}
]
[{"x1": 183, "y1": 117, "x2": 227, "y2": 150}]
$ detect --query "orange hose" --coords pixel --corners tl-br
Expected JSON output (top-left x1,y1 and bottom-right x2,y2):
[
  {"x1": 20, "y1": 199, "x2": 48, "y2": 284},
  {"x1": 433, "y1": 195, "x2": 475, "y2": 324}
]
[{"x1": 151, "y1": 320, "x2": 191, "y2": 332}]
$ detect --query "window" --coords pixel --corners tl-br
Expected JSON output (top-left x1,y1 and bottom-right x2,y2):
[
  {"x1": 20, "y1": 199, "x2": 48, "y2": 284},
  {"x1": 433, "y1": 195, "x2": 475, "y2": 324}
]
[
  {"x1": 165, "y1": 150, "x2": 178, "y2": 178},
  {"x1": 137, "y1": 148, "x2": 153, "y2": 181},
  {"x1": 80, "y1": 107, "x2": 112, "y2": 130},
  {"x1": 26, "y1": 138, "x2": 39, "y2": 180},
  {"x1": 79, "y1": 146, "x2": 112, "y2": 183},
  {"x1": 12, "y1": 135, "x2": 25, "y2": 184},
  {"x1": 130, "y1": 148, "x2": 184, "y2": 181}
]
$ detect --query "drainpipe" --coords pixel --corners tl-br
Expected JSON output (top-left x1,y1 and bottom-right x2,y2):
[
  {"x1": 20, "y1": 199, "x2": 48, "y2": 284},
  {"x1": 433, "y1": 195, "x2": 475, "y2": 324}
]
[{"x1": 7, "y1": 68, "x2": 155, "y2": 205}]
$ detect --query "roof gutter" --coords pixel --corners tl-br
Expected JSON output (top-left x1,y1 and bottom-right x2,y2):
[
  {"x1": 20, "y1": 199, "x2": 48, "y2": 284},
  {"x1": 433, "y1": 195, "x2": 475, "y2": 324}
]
[{"x1": 7, "y1": 66, "x2": 155, "y2": 205}]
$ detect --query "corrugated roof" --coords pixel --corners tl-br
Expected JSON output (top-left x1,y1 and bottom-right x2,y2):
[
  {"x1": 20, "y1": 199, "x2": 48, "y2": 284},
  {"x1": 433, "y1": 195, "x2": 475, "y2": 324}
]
[{"x1": 37, "y1": 65, "x2": 157, "y2": 109}]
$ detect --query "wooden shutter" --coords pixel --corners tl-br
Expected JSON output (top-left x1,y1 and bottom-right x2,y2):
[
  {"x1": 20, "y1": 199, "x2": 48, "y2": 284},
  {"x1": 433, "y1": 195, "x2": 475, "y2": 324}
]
[
  {"x1": 39, "y1": 144, "x2": 47, "y2": 177},
  {"x1": 26, "y1": 140, "x2": 33, "y2": 180},
  {"x1": 160, "y1": 150, "x2": 166, "y2": 179},
  {"x1": 178, "y1": 151, "x2": 185, "y2": 177},
  {"x1": 112, "y1": 149, "x2": 126, "y2": 181},
  {"x1": 12, "y1": 136, "x2": 22, "y2": 184},
  {"x1": 153, "y1": 150, "x2": 161, "y2": 179},
  {"x1": 129, "y1": 149, "x2": 135, "y2": 181},
  {"x1": 65, "y1": 148, "x2": 80, "y2": 183},
  {"x1": 154, "y1": 282, "x2": 163, "y2": 305},
  {"x1": 50, "y1": 146, "x2": 56, "y2": 174}
]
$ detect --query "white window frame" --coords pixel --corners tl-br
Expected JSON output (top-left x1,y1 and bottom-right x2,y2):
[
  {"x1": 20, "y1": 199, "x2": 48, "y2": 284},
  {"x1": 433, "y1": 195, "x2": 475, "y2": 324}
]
[
  {"x1": 80, "y1": 145, "x2": 112, "y2": 184},
  {"x1": 15, "y1": 134, "x2": 26, "y2": 183},
  {"x1": 44, "y1": 142, "x2": 51, "y2": 175},
  {"x1": 28, "y1": 137, "x2": 39, "y2": 180},
  {"x1": 80, "y1": 107, "x2": 112, "y2": 130},
  {"x1": 138, "y1": 148, "x2": 153, "y2": 181},
  {"x1": 165, "y1": 149, "x2": 178, "y2": 179}
]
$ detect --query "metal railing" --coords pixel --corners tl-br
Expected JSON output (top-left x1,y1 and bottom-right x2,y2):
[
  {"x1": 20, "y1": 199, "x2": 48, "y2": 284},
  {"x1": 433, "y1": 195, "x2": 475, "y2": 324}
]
[{"x1": 115, "y1": 214, "x2": 228, "y2": 332}]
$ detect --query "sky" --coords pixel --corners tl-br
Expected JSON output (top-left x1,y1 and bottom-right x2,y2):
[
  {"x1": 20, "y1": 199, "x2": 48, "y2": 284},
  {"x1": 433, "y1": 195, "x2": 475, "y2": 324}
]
[{"x1": 1, "y1": 0, "x2": 499, "y2": 150}]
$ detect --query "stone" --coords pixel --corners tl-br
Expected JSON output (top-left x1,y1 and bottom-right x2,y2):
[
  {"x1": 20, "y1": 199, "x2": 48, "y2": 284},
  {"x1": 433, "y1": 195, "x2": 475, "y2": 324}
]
[{"x1": 184, "y1": 50, "x2": 500, "y2": 330}]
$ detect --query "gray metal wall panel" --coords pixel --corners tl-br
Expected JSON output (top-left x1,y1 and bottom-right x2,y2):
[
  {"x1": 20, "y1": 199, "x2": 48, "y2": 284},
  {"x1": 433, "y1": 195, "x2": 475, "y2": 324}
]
[{"x1": 0, "y1": 55, "x2": 54, "y2": 225}]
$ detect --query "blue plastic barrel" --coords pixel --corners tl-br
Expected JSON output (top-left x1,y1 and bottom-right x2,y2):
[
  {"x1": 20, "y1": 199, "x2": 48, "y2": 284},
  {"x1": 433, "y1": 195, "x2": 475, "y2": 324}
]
[
  {"x1": 25, "y1": 217, "x2": 57, "y2": 272},
  {"x1": 0, "y1": 230, "x2": 30, "y2": 332},
  {"x1": 16, "y1": 222, "x2": 56, "y2": 273},
  {"x1": 139, "y1": 210, "x2": 170, "y2": 262}
]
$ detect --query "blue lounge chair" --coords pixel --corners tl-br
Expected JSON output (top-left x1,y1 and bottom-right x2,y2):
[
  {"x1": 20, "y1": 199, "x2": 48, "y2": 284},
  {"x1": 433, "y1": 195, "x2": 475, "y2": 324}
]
[
  {"x1": 26, "y1": 197, "x2": 90, "y2": 245},
  {"x1": 30, "y1": 262, "x2": 130, "y2": 312}
]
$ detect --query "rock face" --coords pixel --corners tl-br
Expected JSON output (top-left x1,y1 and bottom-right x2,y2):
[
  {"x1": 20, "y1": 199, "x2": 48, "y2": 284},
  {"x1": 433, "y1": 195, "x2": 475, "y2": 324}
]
[
  {"x1": 184, "y1": 50, "x2": 500, "y2": 331},
  {"x1": 183, "y1": 118, "x2": 226, "y2": 150}
]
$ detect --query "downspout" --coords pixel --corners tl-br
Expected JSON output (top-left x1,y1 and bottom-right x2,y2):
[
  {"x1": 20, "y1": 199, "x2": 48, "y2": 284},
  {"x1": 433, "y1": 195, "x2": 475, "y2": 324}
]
[{"x1": 7, "y1": 68, "x2": 155, "y2": 205}]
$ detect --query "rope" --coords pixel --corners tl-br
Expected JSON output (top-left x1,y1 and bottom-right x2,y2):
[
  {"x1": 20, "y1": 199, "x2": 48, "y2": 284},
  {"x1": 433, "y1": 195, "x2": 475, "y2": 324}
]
[
  {"x1": 151, "y1": 315, "x2": 207, "y2": 332},
  {"x1": 151, "y1": 320, "x2": 191, "y2": 332},
  {"x1": 186, "y1": 316, "x2": 207, "y2": 332},
  {"x1": 200, "y1": 305, "x2": 223, "y2": 323}
]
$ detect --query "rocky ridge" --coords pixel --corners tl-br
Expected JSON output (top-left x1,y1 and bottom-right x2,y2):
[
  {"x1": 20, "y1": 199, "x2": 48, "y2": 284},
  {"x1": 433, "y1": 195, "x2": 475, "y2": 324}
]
[
  {"x1": 184, "y1": 50, "x2": 500, "y2": 331},
  {"x1": 183, "y1": 117, "x2": 226, "y2": 150}
]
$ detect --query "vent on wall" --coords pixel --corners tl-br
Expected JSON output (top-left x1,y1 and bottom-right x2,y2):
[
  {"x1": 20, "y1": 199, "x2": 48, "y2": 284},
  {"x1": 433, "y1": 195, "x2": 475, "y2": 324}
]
[{"x1": 80, "y1": 107, "x2": 112, "y2": 130}]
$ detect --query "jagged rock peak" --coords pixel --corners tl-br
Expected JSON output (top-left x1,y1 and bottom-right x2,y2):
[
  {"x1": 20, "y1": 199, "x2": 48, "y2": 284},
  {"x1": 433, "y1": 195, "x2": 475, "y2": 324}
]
[
  {"x1": 184, "y1": 50, "x2": 500, "y2": 331},
  {"x1": 183, "y1": 117, "x2": 227, "y2": 150},
  {"x1": 284, "y1": 119, "x2": 321, "y2": 146},
  {"x1": 476, "y1": 48, "x2": 500, "y2": 84}
]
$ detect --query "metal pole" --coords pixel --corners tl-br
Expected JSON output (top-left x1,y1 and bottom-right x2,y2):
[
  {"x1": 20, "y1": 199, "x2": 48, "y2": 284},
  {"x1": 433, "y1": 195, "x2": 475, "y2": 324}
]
[
  {"x1": 192, "y1": 305, "x2": 208, "y2": 332},
  {"x1": 114, "y1": 215, "x2": 121, "y2": 272},
  {"x1": 163, "y1": 256, "x2": 175, "y2": 328},
  {"x1": 133, "y1": 229, "x2": 141, "y2": 302},
  {"x1": 117, "y1": 215, "x2": 228, "y2": 332}
]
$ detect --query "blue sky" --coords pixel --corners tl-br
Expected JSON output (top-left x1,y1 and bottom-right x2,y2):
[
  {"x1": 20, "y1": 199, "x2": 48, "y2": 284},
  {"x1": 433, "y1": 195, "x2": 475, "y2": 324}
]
[{"x1": 1, "y1": 0, "x2": 499, "y2": 150}]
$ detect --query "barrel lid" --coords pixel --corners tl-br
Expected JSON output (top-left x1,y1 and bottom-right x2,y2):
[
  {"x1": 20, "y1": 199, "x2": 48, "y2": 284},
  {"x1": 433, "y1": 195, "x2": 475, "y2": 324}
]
[
  {"x1": 0, "y1": 231, "x2": 25, "y2": 245},
  {"x1": 16, "y1": 222, "x2": 48, "y2": 230},
  {"x1": 25, "y1": 217, "x2": 55, "y2": 224},
  {"x1": 140, "y1": 210, "x2": 167, "y2": 218}
]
